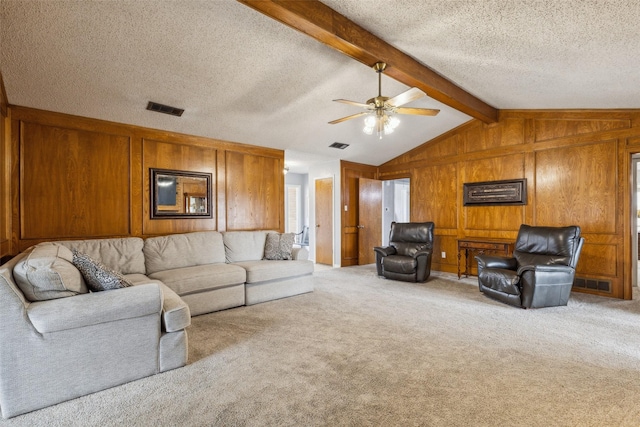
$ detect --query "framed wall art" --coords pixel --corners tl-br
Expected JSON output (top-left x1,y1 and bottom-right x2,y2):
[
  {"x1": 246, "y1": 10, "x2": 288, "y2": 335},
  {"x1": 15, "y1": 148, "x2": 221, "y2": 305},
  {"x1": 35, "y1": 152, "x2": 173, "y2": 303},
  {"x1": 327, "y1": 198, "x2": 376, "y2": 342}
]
[{"x1": 463, "y1": 179, "x2": 527, "y2": 206}]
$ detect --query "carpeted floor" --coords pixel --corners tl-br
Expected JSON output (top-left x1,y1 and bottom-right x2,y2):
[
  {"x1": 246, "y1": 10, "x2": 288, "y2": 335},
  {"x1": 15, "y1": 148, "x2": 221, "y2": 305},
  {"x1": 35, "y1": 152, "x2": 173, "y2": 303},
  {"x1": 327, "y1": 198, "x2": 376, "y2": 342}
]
[{"x1": 2, "y1": 265, "x2": 640, "y2": 426}]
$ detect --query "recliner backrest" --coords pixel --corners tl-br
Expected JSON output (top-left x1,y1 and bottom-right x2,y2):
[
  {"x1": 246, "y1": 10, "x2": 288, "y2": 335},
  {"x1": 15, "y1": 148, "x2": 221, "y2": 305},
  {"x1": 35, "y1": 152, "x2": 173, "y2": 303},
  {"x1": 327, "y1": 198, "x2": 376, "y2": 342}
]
[
  {"x1": 389, "y1": 222, "x2": 434, "y2": 257},
  {"x1": 513, "y1": 224, "x2": 582, "y2": 268}
]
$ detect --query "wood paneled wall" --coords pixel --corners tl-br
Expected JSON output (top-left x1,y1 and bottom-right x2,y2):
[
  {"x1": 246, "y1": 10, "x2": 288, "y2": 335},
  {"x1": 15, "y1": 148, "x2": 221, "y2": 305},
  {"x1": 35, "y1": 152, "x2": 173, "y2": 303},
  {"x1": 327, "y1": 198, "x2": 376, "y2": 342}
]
[
  {"x1": 7, "y1": 106, "x2": 284, "y2": 253},
  {"x1": 0, "y1": 73, "x2": 9, "y2": 260},
  {"x1": 375, "y1": 110, "x2": 640, "y2": 299}
]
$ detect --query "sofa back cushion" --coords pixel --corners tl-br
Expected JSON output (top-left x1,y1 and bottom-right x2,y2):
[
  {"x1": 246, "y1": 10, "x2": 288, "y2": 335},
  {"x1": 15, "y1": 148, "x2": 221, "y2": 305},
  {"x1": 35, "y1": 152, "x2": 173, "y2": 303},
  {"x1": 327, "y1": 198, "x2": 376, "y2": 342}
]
[
  {"x1": 13, "y1": 244, "x2": 88, "y2": 301},
  {"x1": 55, "y1": 237, "x2": 145, "y2": 274},
  {"x1": 223, "y1": 231, "x2": 268, "y2": 262},
  {"x1": 143, "y1": 231, "x2": 225, "y2": 275}
]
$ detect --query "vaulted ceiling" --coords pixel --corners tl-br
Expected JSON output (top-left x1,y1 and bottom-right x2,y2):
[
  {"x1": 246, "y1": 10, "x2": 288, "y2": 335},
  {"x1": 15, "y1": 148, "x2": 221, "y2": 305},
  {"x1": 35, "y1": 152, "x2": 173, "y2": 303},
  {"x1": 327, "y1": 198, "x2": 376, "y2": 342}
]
[{"x1": 2, "y1": 1, "x2": 639, "y2": 172}]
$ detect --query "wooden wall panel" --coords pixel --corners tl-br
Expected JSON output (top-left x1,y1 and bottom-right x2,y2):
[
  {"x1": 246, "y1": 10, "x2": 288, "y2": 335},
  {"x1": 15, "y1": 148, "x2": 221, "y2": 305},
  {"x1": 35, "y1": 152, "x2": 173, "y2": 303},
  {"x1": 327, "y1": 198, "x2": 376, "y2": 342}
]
[
  {"x1": 431, "y1": 235, "x2": 458, "y2": 272},
  {"x1": 462, "y1": 118, "x2": 525, "y2": 153},
  {"x1": 412, "y1": 163, "x2": 457, "y2": 228},
  {"x1": 0, "y1": 92, "x2": 9, "y2": 258},
  {"x1": 578, "y1": 243, "x2": 617, "y2": 278},
  {"x1": 534, "y1": 119, "x2": 630, "y2": 142},
  {"x1": 20, "y1": 122, "x2": 130, "y2": 240},
  {"x1": 142, "y1": 139, "x2": 217, "y2": 235},
  {"x1": 462, "y1": 154, "x2": 525, "y2": 232},
  {"x1": 8, "y1": 106, "x2": 284, "y2": 252},
  {"x1": 534, "y1": 141, "x2": 617, "y2": 233},
  {"x1": 225, "y1": 150, "x2": 282, "y2": 231}
]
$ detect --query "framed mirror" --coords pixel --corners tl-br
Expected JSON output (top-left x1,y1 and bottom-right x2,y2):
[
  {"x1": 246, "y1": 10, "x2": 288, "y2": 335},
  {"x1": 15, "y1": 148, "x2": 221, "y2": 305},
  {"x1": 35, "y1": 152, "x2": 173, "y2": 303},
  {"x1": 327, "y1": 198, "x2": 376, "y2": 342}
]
[{"x1": 150, "y1": 168, "x2": 213, "y2": 219}]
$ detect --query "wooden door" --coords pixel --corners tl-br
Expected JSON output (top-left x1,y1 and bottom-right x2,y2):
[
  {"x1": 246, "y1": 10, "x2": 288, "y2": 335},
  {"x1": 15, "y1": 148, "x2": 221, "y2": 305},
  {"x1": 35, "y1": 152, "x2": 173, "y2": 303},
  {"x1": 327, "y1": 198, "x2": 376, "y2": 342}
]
[
  {"x1": 315, "y1": 177, "x2": 333, "y2": 265},
  {"x1": 358, "y1": 178, "x2": 382, "y2": 265}
]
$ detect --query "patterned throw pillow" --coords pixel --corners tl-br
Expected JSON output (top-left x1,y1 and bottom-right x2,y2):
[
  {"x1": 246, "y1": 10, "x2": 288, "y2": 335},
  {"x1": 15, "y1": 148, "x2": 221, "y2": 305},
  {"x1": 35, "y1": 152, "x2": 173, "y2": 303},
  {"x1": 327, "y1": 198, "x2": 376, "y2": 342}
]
[
  {"x1": 264, "y1": 232, "x2": 295, "y2": 260},
  {"x1": 71, "y1": 249, "x2": 133, "y2": 292}
]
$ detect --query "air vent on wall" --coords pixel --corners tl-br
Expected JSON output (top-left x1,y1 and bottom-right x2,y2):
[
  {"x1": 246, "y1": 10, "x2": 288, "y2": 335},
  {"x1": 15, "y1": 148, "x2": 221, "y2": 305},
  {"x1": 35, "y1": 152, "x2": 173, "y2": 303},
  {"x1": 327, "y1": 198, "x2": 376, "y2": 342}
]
[
  {"x1": 573, "y1": 277, "x2": 611, "y2": 293},
  {"x1": 329, "y1": 142, "x2": 349, "y2": 150},
  {"x1": 146, "y1": 101, "x2": 184, "y2": 117}
]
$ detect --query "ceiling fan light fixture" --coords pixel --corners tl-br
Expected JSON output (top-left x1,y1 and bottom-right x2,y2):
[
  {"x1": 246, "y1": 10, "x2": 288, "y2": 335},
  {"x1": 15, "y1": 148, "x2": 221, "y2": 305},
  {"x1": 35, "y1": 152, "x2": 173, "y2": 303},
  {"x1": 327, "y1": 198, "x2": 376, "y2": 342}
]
[
  {"x1": 329, "y1": 61, "x2": 438, "y2": 139},
  {"x1": 363, "y1": 112, "x2": 400, "y2": 139}
]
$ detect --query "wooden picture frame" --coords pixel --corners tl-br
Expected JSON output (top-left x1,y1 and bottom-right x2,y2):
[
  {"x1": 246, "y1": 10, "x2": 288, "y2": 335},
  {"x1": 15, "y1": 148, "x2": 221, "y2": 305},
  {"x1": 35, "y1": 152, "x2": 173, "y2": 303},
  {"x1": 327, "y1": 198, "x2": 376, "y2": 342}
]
[
  {"x1": 463, "y1": 179, "x2": 527, "y2": 206},
  {"x1": 150, "y1": 168, "x2": 213, "y2": 219}
]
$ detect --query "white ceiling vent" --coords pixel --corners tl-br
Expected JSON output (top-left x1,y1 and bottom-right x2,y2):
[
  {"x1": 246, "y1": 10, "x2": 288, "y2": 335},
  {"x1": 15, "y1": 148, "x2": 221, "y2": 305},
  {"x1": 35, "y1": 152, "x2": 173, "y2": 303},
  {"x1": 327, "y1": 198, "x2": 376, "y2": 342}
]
[{"x1": 146, "y1": 101, "x2": 184, "y2": 117}]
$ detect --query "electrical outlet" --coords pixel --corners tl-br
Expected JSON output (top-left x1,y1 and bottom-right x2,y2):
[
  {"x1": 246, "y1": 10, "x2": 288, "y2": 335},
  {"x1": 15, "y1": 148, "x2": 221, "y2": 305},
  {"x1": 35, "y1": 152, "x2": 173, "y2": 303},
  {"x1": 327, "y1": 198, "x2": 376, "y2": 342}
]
[{"x1": 441, "y1": 251, "x2": 446, "y2": 259}]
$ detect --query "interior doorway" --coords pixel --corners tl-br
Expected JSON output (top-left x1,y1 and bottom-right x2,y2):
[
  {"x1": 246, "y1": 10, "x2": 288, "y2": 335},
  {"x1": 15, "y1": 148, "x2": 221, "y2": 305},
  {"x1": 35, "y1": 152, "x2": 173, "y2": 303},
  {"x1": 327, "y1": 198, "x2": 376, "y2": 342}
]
[{"x1": 382, "y1": 178, "x2": 411, "y2": 246}]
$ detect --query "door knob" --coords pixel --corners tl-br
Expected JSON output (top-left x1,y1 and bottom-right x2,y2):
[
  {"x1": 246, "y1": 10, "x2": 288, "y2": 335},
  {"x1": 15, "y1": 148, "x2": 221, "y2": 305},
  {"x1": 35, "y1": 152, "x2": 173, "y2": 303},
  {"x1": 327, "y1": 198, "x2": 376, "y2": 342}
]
[
  {"x1": 357, "y1": 225, "x2": 364, "y2": 229},
  {"x1": 316, "y1": 224, "x2": 320, "y2": 228}
]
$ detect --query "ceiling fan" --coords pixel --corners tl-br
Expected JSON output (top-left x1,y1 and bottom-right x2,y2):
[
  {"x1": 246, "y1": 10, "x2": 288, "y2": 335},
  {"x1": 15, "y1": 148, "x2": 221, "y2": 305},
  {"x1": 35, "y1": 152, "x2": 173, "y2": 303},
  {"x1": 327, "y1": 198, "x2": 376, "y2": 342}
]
[{"x1": 329, "y1": 62, "x2": 440, "y2": 138}]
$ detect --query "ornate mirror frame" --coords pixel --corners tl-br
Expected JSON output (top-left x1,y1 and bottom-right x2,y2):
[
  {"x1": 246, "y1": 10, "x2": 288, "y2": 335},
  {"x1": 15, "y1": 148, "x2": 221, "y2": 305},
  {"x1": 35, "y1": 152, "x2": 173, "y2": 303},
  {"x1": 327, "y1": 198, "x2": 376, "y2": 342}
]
[{"x1": 150, "y1": 168, "x2": 213, "y2": 219}]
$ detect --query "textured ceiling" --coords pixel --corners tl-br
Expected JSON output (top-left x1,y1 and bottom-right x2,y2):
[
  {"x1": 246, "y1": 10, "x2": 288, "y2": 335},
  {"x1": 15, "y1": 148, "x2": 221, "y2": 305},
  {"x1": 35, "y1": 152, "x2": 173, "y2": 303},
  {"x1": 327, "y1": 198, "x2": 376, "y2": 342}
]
[{"x1": 2, "y1": 1, "x2": 639, "y2": 172}]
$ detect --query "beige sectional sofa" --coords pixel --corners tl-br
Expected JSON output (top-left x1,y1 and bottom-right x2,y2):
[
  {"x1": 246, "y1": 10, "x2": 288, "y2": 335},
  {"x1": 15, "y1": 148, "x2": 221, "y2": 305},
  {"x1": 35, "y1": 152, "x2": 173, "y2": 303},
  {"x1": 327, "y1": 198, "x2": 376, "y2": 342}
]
[
  {"x1": 0, "y1": 230, "x2": 314, "y2": 418},
  {"x1": 143, "y1": 230, "x2": 313, "y2": 315}
]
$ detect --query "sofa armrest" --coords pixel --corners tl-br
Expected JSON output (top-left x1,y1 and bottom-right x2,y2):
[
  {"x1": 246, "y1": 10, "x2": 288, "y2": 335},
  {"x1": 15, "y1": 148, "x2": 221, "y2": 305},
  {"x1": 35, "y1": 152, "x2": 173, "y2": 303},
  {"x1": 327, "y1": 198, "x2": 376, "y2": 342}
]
[
  {"x1": 27, "y1": 283, "x2": 163, "y2": 334},
  {"x1": 292, "y1": 246, "x2": 309, "y2": 260}
]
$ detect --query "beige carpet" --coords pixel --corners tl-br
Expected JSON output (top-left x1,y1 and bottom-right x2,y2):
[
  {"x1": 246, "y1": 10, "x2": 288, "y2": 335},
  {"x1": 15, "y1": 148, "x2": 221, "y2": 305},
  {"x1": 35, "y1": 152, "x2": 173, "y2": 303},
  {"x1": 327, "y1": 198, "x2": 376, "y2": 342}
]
[{"x1": 2, "y1": 265, "x2": 640, "y2": 426}]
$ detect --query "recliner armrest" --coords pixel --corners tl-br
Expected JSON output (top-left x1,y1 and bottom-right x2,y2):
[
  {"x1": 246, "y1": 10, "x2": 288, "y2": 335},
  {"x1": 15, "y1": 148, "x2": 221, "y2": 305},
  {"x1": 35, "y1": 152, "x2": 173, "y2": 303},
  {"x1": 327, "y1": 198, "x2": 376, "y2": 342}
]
[
  {"x1": 414, "y1": 249, "x2": 432, "y2": 259},
  {"x1": 517, "y1": 264, "x2": 575, "y2": 276},
  {"x1": 27, "y1": 283, "x2": 163, "y2": 334},
  {"x1": 475, "y1": 255, "x2": 517, "y2": 270},
  {"x1": 373, "y1": 246, "x2": 396, "y2": 257}
]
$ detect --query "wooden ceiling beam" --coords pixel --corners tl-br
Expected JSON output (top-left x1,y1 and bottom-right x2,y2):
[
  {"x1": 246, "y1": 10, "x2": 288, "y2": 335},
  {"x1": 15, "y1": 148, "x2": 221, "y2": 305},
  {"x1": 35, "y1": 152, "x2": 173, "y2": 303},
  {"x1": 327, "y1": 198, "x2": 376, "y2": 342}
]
[{"x1": 238, "y1": 0, "x2": 498, "y2": 123}]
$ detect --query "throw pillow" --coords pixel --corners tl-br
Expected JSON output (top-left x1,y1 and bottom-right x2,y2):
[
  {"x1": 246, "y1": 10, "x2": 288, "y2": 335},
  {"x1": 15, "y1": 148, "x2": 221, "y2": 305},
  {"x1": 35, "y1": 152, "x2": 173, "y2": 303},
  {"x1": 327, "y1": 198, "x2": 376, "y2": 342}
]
[
  {"x1": 264, "y1": 232, "x2": 295, "y2": 260},
  {"x1": 13, "y1": 244, "x2": 88, "y2": 301},
  {"x1": 71, "y1": 249, "x2": 133, "y2": 292}
]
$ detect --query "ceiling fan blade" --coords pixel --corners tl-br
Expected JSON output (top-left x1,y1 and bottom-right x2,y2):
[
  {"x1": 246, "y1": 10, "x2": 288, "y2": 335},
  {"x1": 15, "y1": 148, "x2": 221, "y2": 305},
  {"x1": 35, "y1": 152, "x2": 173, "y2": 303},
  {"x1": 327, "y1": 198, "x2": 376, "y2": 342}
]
[
  {"x1": 386, "y1": 87, "x2": 426, "y2": 107},
  {"x1": 395, "y1": 107, "x2": 440, "y2": 116},
  {"x1": 328, "y1": 112, "x2": 368, "y2": 124},
  {"x1": 333, "y1": 99, "x2": 372, "y2": 108}
]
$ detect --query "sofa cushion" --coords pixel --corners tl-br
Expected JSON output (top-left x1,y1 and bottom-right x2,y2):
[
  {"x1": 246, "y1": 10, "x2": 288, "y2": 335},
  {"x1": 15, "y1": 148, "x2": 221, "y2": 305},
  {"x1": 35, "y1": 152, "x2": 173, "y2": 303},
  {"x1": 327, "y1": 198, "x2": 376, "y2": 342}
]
[
  {"x1": 264, "y1": 232, "x2": 295, "y2": 260},
  {"x1": 72, "y1": 250, "x2": 133, "y2": 292},
  {"x1": 143, "y1": 231, "x2": 225, "y2": 275},
  {"x1": 223, "y1": 231, "x2": 268, "y2": 262},
  {"x1": 149, "y1": 263, "x2": 246, "y2": 296},
  {"x1": 233, "y1": 260, "x2": 314, "y2": 284},
  {"x1": 55, "y1": 237, "x2": 146, "y2": 275},
  {"x1": 13, "y1": 244, "x2": 88, "y2": 301}
]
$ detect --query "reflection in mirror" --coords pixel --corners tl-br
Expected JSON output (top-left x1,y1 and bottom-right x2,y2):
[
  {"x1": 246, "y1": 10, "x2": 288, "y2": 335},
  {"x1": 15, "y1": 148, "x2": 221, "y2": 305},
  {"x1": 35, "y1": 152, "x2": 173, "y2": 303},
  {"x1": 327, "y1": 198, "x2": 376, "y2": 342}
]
[{"x1": 150, "y1": 168, "x2": 213, "y2": 219}]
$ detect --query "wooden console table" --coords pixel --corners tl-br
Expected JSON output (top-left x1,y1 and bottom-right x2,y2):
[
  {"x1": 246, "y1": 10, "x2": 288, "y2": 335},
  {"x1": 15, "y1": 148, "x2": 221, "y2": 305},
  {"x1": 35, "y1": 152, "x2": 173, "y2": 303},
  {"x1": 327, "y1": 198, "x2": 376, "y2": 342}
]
[{"x1": 457, "y1": 238, "x2": 514, "y2": 279}]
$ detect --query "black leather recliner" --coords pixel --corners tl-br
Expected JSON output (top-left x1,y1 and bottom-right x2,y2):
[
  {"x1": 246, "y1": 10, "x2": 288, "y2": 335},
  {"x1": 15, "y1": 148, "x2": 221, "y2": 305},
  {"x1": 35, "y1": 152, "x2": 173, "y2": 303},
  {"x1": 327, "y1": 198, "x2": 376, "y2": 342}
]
[
  {"x1": 475, "y1": 224, "x2": 584, "y2": 308},
  {"x1": 373, "y1": 222, "x2": 434, "y2": 282}
]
